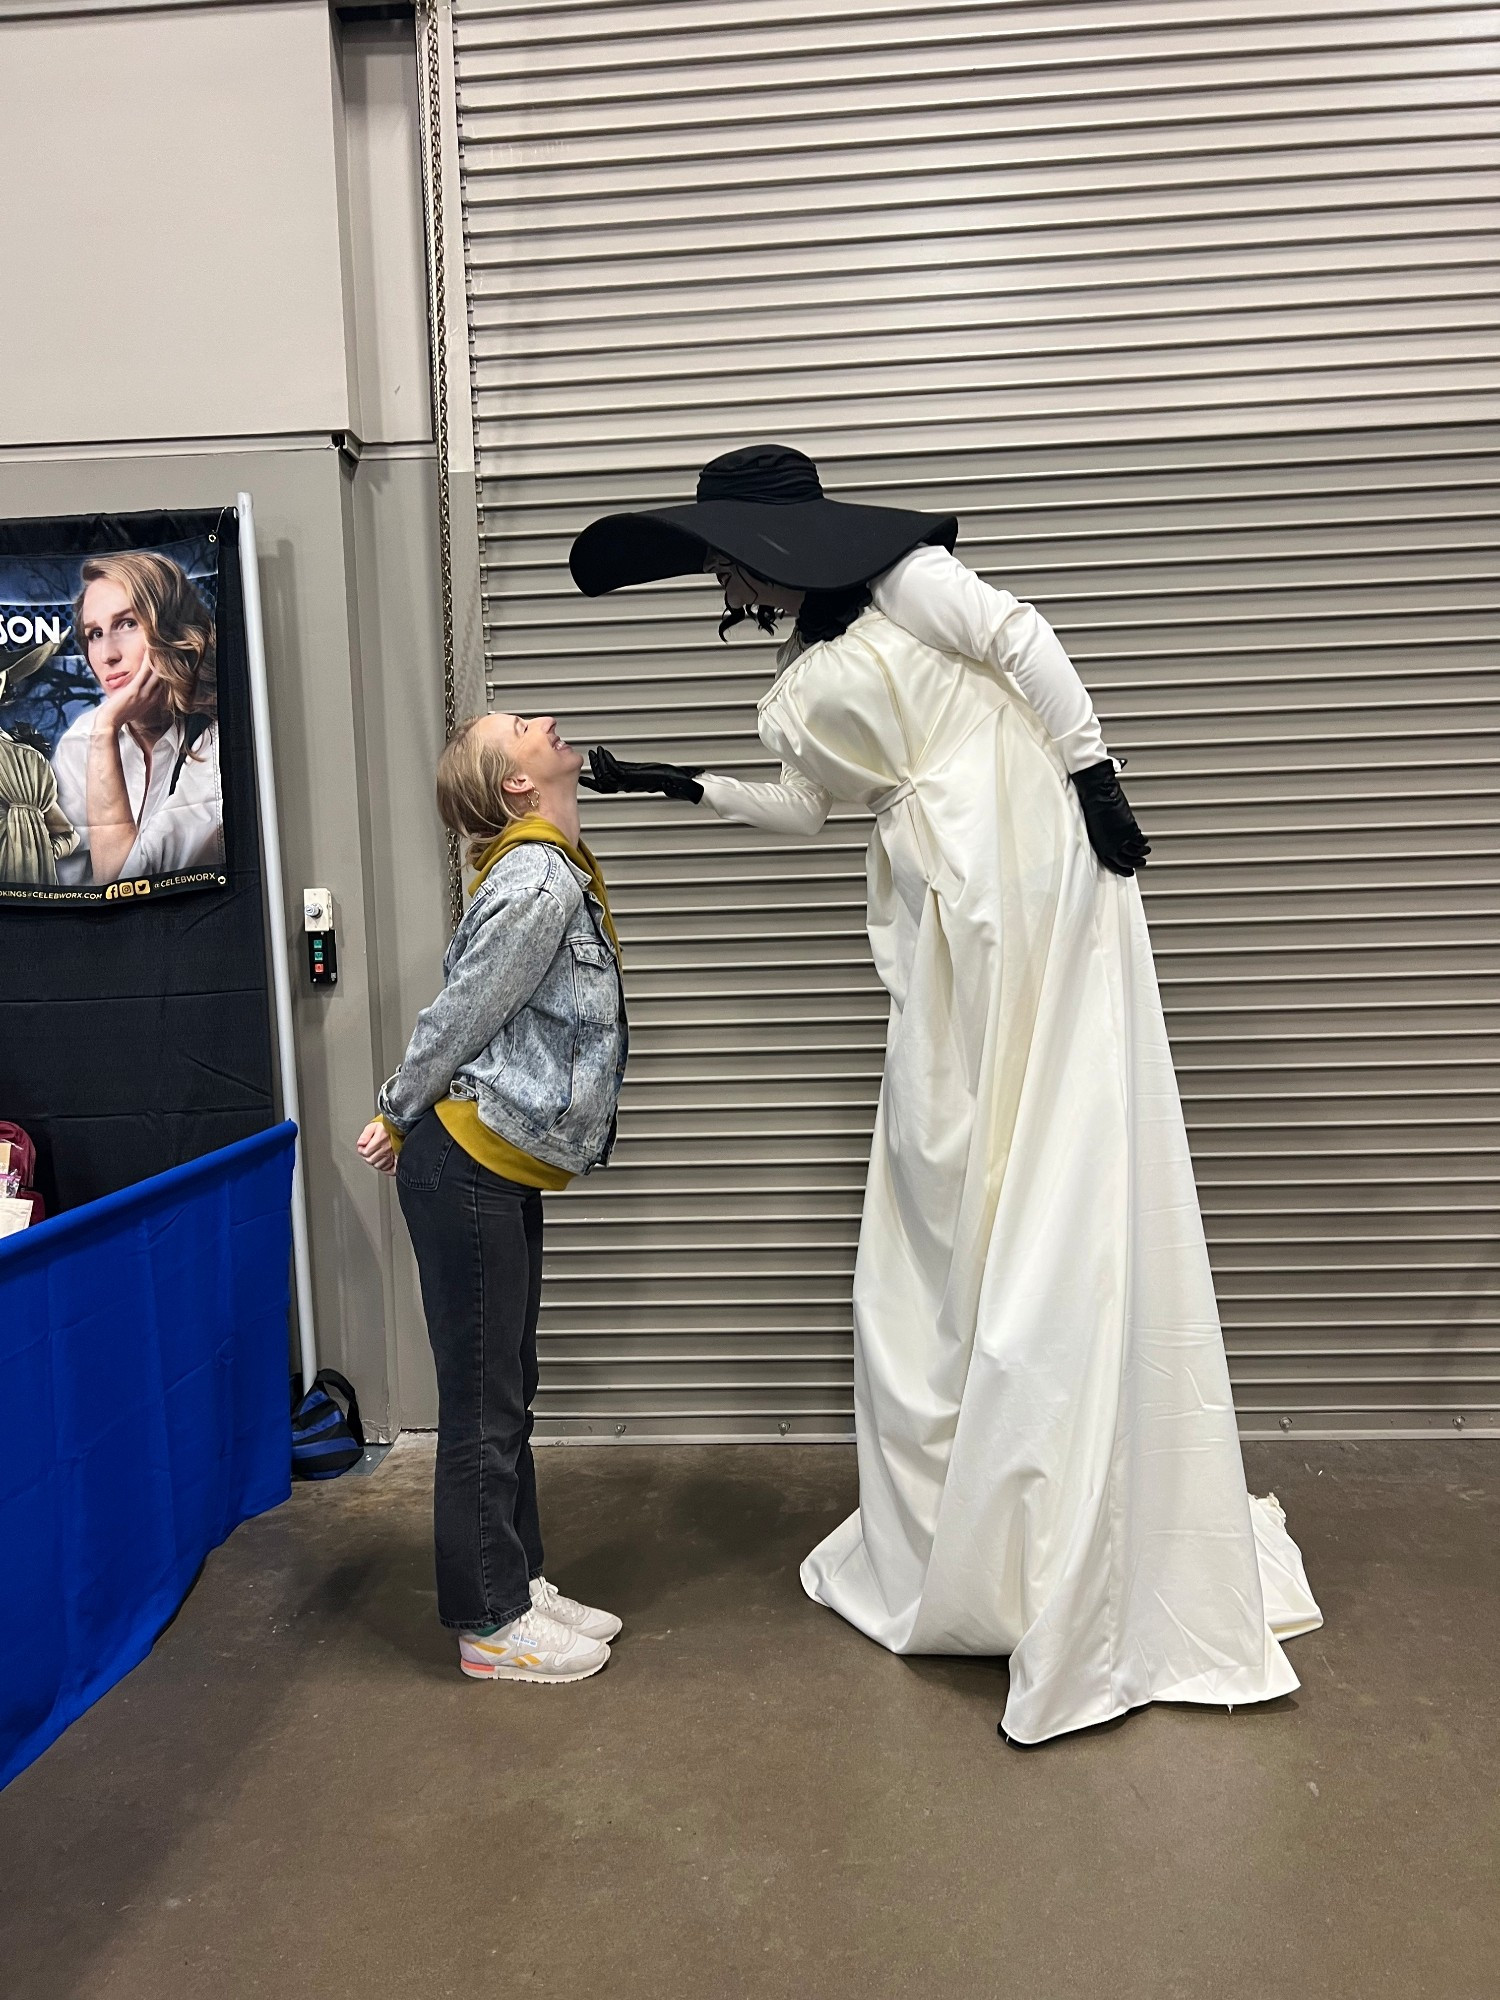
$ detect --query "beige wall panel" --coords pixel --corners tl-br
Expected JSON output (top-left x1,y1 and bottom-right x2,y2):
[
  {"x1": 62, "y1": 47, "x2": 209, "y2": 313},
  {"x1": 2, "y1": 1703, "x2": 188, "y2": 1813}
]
[{"x1": 0, "y1": 2, "x2": 352, "y2": 446}]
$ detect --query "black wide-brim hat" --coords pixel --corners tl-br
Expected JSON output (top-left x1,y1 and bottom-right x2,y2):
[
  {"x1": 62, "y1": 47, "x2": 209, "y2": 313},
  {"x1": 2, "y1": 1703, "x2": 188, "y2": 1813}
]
[{"x1": 569, "y1": 444, "x2": 958, "y2": 596}]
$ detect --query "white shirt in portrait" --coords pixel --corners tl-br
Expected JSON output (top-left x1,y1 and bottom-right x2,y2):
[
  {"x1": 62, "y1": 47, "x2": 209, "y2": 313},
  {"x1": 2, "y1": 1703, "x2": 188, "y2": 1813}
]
[{"x1": 52, "y1": 708, "x2": 224, "y2": 886}]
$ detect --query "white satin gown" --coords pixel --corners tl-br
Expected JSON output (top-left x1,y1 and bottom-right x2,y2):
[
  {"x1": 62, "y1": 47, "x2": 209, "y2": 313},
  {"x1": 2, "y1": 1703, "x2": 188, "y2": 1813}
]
[{"x1": 699, "y1": 560, "x2": 1321, "y2": 1744}]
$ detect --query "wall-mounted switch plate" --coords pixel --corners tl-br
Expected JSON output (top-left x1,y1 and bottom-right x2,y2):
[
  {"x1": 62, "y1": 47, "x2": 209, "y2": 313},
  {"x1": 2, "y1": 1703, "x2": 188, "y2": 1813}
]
[{"x1": 303, "y1": 887, "x2": 337, "y2": 986}]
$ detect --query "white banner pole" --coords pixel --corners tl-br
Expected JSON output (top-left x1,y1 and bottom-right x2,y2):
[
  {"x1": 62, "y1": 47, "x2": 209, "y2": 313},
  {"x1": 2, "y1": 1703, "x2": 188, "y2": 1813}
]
[{"x1": 236, "y1": 490, "x2": 317, "y2": 1394}]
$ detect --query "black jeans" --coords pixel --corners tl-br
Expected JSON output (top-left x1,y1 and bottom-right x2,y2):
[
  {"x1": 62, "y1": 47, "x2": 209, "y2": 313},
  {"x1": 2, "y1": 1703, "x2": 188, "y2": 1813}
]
[{"x1": 396, "y1": 1110, "x2": 545, "y2": 1630}]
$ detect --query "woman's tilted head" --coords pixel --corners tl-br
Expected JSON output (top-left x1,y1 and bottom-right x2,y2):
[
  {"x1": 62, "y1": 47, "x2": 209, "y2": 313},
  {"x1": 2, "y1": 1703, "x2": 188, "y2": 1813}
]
[
  {"x1": 74, "y1": 552, "x2": 217, "y2": 725},
  {"x1": 437, "y1": 711, "x2": 583, "y2": 865}
]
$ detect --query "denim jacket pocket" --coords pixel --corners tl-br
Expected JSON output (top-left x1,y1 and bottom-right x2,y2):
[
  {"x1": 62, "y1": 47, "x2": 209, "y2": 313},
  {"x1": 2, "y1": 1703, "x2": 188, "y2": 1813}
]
[
  {"x1": 499, "y1": 1002, "x2": 574, "y2": 1135},
  {"x1": 569, "y1": 935, "x2": 620, "y2": 1025}
]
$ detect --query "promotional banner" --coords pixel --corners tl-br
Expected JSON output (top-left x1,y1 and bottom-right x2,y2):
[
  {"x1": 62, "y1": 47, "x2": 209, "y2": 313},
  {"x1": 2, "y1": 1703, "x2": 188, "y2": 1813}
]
[
  {"x1": 0, "y1": 508, "x2": 273, "y2": 1212},
  {"x1": 0, "y1": 521, "x2": 228, "y2": 906}
]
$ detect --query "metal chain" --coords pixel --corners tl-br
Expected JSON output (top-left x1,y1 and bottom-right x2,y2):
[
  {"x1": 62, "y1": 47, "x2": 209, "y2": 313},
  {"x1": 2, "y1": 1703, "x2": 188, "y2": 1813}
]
[{"x1": 419, "y1": 0, "x2": 463, "y2": 933}]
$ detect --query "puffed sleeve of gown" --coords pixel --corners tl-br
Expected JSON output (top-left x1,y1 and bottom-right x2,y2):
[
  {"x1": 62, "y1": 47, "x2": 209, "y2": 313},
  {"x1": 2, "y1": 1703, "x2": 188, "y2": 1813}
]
[
  {"x1": 752, "y1": 629, "x2": 912, "y2": 808},
  {"x1": 699, "y1": 601, "x2": 995, "y2": 826},
  {"x1": 872, "y1": 544, "x2": 1110, "y2": 773},
  {"x1": 698, "y1": 623, "x2": 916, "y2": 830}
]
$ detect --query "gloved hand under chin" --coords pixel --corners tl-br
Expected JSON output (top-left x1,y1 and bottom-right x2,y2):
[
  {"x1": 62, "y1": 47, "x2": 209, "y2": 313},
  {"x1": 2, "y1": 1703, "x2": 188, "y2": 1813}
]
[
  {"x1": 1070, "y1": 761, "x2": 1150, "y2": 877},
  {"x1": 581, "y1": 745, "x2": 705, "y2": 804}
]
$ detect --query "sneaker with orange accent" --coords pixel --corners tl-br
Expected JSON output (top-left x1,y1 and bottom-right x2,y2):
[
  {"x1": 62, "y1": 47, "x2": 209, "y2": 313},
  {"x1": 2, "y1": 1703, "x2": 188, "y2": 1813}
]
[
  {"x1": 530, "y1": 1574, "x2": 623, "y2": 1643},
  {"x1": 458, "y1": 1608, "x2": 609, "y2": 1684}
]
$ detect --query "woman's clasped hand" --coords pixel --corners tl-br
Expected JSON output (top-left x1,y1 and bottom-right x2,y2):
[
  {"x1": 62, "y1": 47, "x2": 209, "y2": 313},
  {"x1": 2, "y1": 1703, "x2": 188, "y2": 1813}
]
[{"x1": 356, "y1": 1120, "x2": 396, "y2": 1175}]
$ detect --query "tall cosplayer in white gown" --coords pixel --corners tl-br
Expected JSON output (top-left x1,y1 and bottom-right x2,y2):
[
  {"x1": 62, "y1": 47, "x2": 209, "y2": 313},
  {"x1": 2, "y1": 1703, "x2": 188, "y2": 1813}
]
[{"x1": 699, "y1": 554, "x2": 1321, "y2": 1745}]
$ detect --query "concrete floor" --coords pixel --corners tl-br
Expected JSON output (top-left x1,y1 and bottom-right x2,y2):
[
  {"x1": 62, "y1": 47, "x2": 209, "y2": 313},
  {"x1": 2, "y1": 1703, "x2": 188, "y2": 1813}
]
[{"x1": 1, "y1": 1441, "x2": 1497, "y2": 2000}]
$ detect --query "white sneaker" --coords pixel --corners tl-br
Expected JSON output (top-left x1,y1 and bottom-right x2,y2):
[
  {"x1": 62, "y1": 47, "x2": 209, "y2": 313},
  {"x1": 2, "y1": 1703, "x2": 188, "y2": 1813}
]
[
  {"x1": 530, "y1": 1574, "x2": 623, "y2": 1643},
  {"x1": 458, "y1": 1608, "x2": 609, "y2": 1683}
]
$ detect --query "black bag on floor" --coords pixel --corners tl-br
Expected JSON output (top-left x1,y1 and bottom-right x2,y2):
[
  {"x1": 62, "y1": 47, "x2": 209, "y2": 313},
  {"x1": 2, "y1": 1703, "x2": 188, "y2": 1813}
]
[{"x1": 291, "y1": 1369, "x2": 366, "y2": 1480}]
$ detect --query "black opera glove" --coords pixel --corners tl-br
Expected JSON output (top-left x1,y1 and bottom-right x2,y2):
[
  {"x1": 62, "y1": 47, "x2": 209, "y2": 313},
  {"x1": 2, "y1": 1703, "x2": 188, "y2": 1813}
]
[
  {"x1": 581, "y1": 745, "x2": 705, "y2": 805},
  {"x1": 1070, "y1": 760, "x2": 1151, "y2": 877}
]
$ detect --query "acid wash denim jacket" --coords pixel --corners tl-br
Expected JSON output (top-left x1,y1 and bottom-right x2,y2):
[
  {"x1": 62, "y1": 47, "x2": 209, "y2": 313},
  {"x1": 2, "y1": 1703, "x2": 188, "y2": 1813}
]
[{"x1": 378, "y1": 839, "x2": 627, "y2": 1176}]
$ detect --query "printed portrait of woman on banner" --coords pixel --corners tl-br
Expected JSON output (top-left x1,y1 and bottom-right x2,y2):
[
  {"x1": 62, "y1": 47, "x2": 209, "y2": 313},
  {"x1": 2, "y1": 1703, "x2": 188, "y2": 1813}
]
[{"x1": 0, "y1": 530, "x2": 226, "y2": 905}]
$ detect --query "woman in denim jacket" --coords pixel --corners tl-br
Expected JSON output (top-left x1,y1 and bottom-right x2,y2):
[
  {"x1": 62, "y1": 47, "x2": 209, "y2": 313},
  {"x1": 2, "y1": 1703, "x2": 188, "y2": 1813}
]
[{"x1": 357, "y1": 711, "x2": 627, "y2": 1685}]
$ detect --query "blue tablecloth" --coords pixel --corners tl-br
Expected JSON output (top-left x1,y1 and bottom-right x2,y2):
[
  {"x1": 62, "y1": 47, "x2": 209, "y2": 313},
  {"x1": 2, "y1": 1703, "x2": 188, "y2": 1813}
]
[{"x1": 0, "y1": 1123, "x2": 296, "y2": 1789}]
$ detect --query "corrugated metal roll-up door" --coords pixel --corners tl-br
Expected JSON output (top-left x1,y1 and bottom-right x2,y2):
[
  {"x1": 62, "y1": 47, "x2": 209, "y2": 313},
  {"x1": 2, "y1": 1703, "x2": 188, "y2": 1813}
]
[{"x1": 443, "y1": 0, "x2": 1500, "y2": 1440}]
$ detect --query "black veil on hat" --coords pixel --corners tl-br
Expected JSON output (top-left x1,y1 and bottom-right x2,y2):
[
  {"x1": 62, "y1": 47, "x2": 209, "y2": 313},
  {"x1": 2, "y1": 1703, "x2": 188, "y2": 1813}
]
[{"x1": 569, "y1": 444, "x2": 958, "y2": 597}]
